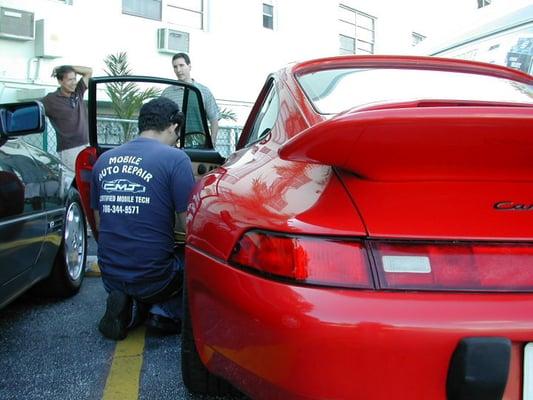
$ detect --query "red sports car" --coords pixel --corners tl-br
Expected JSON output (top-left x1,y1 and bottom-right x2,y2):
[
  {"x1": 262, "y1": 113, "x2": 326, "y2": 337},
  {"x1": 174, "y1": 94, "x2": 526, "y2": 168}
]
[{"x1": 182, "y1": 56, "x2": 533, "y2": 400}]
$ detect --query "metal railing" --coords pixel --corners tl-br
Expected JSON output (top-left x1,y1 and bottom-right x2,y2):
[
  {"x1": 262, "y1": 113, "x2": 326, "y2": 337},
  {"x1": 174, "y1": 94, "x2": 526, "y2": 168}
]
[
  {"x1": 23, "y1": 117, "x2": 242, "y2": 159},
  {"x1": 216, "y1": 125, "x2": 242, "y2": 157}
]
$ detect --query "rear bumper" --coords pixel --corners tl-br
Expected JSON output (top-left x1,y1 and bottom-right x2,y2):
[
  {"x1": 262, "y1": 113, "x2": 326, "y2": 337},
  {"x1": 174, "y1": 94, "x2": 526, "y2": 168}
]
[{"x1": 186, "y1": 247, "x2": 533, "y2": 400}]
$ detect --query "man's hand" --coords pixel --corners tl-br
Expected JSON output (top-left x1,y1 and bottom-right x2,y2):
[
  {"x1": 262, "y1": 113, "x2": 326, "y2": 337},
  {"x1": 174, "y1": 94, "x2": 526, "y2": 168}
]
[
  {"x1": 175, "y1": 212, "x2": 187, "y2": 233},
  {"x1": 93, "y1": 210, "x2": 100, "y2": 231}
]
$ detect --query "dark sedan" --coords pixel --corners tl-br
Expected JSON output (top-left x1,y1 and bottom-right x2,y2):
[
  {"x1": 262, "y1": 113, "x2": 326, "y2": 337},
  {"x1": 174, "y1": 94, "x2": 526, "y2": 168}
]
[{"x1": 0, "y1": 101, "x2": 87, "y2": 308}]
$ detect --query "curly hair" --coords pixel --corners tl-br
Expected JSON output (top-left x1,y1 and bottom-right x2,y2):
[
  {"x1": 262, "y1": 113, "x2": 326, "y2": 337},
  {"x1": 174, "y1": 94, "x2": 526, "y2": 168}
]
[
  {"x1": 52, "y1": 65, "x2": 75, "y2": 81},
  {"x1": 138, "y1": 97, "x2": 184, "y2": 133}
]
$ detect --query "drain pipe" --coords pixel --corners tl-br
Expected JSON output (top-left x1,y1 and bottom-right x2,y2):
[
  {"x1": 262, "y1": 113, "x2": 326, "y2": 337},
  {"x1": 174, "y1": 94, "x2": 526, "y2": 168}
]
[{"x1": 28, "y1": 57, "x2": 41, "y2": 82}]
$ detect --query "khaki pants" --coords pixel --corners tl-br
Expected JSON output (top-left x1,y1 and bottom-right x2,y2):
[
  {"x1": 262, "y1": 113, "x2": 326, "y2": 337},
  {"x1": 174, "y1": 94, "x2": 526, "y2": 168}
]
[{"x1": 59, "y1": 144, "x2": 87, "y2": 171}]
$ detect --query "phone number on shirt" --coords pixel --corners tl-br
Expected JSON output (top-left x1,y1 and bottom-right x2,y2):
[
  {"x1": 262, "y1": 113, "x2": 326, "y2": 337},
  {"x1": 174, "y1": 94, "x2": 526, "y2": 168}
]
[{"x1": 102, "y1": 204, "x2": 140, "y2": 215}]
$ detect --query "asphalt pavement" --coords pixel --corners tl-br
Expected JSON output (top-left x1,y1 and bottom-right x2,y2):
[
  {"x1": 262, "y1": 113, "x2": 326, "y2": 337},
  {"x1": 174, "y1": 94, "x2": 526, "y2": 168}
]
[{"x1": 0, "y1": 233, "x2": 245, "y2": 400}]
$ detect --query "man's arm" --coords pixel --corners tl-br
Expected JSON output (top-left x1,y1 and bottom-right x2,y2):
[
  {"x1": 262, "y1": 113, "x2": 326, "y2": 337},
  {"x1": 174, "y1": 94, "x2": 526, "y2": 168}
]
[
  {"x1": 201, "y1": 86, "x2": 220, "y2": 146},
  {"x1": 72, "y1": 66, "x2": 93, "y2": 86}
]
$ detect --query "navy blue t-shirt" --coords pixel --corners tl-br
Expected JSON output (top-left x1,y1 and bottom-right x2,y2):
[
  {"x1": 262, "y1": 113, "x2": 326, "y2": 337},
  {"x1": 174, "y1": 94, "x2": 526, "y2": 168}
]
[{"x1": 90, "y1": 137, "x2": 195, "y2": 283}]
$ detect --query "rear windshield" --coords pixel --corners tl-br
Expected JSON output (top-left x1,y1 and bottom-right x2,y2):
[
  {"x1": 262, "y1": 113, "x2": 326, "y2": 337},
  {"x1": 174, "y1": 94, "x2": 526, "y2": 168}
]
[{"x1": 297, "y1": 68, "x2": 533, "y2": 115}]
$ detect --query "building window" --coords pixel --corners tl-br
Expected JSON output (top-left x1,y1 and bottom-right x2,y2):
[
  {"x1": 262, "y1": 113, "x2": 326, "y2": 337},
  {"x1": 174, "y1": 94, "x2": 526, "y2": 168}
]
[
  {"x1": 338, "y1": 5, "x2": 375, "y2": 55},
  {"x1": 167, "y1": 0, "x2": 204, "y2": 30},
  {"x1": 122, "y1": 0, "x2": 162, "y2": 21},
  {"x1": 263, "y1": 3, "x2": 274, "y2": 29},
  {"x1": 412, "y1": 32, "x2": 426, "y2": 47},
  {"x1": 477, "y1": 0, "x2": 491, "y2": 8}
]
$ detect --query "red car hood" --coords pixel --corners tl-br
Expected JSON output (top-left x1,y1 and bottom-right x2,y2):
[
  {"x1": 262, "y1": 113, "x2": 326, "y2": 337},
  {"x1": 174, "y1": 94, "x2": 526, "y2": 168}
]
[{"x1": 280, "y1": 100, "x2": 533, "y2": 240}]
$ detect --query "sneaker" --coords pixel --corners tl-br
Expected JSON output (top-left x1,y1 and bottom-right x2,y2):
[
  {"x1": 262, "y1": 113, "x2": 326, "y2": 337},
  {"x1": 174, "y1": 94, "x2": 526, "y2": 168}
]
[
  {"x1": 145, "y1": 314, "x2": 181, "y2": 335},
  {"x1": 98, "y1": 291, "x2": 132, "y2": 340}
]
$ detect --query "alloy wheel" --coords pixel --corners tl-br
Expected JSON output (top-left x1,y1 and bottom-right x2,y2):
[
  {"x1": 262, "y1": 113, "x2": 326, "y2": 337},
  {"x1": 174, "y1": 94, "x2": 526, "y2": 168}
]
[{"x1": 63, "y1": 202, "x2": 86, "y2": 281}]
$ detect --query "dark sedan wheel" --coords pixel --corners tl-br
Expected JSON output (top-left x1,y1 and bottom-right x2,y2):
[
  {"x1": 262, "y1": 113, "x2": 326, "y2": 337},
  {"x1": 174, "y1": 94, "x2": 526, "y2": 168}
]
[
  {"x1": 181, "y1": 274, "x2": 236, "y2": 396},
  {"x1": 34, "y1": 188, "x2": 87, "y2": 297},
  {"x1": 62, "y1": 198, "x2": 86, "y2": 284}
]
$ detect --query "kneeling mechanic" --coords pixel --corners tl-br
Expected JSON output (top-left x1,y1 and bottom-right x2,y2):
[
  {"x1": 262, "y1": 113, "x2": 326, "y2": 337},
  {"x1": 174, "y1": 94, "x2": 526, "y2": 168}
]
[{"x1": 90, "y1": 97, "x2": 195, "y2": 340}]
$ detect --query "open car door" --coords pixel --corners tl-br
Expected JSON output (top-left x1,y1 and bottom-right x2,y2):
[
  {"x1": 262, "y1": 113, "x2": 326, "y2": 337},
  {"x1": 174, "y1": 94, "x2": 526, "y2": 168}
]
[{"x1": 75, "y1": 76, "x2": 225, "y2": 235}]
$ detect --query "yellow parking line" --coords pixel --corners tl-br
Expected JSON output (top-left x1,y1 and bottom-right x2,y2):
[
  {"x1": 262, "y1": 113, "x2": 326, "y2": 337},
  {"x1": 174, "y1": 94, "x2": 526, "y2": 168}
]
[{"x1": 102, "y1": 326, "x2": 146, "y2": 400}]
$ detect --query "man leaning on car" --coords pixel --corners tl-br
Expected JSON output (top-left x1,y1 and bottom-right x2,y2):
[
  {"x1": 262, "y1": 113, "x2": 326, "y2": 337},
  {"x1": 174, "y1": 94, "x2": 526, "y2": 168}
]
[{"x1": 42, "y1": 65, "x2": 92, "y2": 170}]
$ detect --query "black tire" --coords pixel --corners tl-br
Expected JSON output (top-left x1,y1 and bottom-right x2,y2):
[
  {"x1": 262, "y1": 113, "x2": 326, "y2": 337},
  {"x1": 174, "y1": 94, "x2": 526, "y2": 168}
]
[
  {"x1": 181, "y1": 273, "x2": 236, "y2": 396},
  {"x1": 34, "y1": 188, "x2": 87, "y2": 297}
]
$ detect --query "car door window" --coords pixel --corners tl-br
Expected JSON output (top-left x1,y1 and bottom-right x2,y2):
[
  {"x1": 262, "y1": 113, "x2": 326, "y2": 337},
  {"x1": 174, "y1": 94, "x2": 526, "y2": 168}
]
[
  {"x1": 160, "y1": 82, "x2": 210, "y2": 148},
  {"x1": 93, "y1": 78, "x2": 211, "y2": 149},
  {"x1": 245, "y1": 82, "x2": 279, "y2": 146}
]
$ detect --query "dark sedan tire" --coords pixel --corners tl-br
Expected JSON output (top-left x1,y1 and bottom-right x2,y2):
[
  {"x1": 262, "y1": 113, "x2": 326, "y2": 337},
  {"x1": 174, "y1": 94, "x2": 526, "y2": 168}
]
[
  {"x1": 34, "y1": 188, "x2": 87, "y2": 297},
  {"x1": 181, "y1": 273, "x2": 236, "y2": 396}
]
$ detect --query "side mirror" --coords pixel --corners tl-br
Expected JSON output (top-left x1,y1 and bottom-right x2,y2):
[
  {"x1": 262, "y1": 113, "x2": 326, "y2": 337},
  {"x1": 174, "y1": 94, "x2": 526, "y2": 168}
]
[{"x1": 0, "y1": 101, "x2": 46, "y2": 138}]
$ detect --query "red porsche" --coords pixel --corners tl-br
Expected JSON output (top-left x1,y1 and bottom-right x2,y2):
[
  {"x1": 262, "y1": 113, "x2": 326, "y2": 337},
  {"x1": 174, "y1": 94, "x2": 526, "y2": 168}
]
[
  {"x1": 74, "y1": 56, "x2": 533, "y2": 400},
  {"x1": 181, "y1": 56, "x2": 533, "y2": 400}
]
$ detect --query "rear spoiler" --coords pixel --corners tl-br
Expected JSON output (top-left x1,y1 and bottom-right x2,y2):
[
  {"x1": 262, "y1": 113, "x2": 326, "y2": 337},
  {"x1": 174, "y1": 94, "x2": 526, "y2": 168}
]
[{"x1": 278, "y1": 100, "x2": 533, "y2": 181}]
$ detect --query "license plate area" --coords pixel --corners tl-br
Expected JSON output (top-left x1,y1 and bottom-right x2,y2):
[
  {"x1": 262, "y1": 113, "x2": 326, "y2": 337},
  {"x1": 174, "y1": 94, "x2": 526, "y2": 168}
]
[{"x1": 525, "y1": 343, "x2": 533, "y2": 400}]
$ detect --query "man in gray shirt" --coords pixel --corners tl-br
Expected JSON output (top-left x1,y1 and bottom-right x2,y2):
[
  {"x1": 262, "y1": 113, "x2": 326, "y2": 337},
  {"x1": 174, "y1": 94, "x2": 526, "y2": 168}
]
[{"x1": 161, "y1": 53, "x2": 220, "y2": 143}]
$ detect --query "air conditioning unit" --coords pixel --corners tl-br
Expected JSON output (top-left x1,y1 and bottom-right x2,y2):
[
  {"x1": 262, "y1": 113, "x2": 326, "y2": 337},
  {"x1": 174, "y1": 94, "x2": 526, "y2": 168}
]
[
  {"x1": 157, "y1": 28, "x2": 189, "y2": 54},
  {"x1": 0, "y1": 7, "x2": 34, "y2": 41},
  {"x1": 35, "y1": 19, "x2": 63, "y2": 58},
  {"x1": 16, "y1": 88, "x2": 47, "y2": 101}
]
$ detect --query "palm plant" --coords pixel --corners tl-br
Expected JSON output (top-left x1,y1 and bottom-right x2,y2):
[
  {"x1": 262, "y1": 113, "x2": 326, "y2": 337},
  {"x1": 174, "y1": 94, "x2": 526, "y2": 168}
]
[
  {"x1": 103, "y1": 52, "x2": 161, "y2": 142},
  {"x1": 219, "y1": 107, "x2": 237, "y2": 122}
]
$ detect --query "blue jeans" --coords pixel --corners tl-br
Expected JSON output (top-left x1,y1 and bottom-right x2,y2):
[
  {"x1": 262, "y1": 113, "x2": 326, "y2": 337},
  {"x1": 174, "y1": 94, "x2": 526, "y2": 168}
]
[{"x1": 101, "y1": 256, "x2": 183, "y2": 321}]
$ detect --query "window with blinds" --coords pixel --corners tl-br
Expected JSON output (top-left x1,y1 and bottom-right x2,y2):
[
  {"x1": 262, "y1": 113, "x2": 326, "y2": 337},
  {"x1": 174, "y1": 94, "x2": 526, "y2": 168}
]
[{"x1": 122, "y1": 0, "x2": 162, "y2": 21}]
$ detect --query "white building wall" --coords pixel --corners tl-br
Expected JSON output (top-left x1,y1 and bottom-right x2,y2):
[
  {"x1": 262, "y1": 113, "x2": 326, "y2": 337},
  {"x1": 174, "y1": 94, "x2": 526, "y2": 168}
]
[{"x1": 0, "y1": 0, "x2": 522, "y2": 125}]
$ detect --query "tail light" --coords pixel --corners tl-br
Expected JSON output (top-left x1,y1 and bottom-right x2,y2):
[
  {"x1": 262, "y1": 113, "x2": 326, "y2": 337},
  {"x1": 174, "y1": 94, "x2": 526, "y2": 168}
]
[
  {"x1": 229, "y1": 231, "x2": 372, "y2": 288},
  {"x1": 373, "y1": 242, "x2": 533, "y2": 291},
  {"x1": 75, "y1": 146, "x2": 98, "y2": 236},
  {"x1": 230, "y1": 230, "x2": 533, "y2": 292}
]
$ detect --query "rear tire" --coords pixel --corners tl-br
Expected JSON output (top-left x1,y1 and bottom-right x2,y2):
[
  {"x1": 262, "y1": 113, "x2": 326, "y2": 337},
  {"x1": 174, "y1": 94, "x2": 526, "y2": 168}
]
[
  {"x1": 181, "y1": 272, "x2": 236, "y2": 396},
  {"x1": 34, "y1": 188, "x2": 87, "y2": 297}
]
